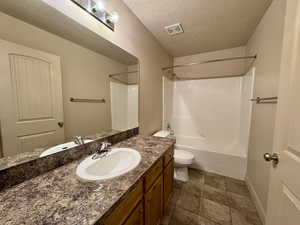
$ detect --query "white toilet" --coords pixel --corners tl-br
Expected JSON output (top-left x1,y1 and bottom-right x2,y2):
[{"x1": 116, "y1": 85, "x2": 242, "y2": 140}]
[
  {"x1": 173, "y1": 149, "x2": 194, "y2": 182},
  {"x1": 153, "y1": 130, "x2": 195, "y2": 182}
]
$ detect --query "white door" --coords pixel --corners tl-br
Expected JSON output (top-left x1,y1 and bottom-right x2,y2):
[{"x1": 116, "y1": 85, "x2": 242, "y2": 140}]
[
  {"x1": 266, "y1": 0, "x2": 300, "y2": 224},
  {"x1": 0, "y1": 39, "x2": 64, "y2": 157}
]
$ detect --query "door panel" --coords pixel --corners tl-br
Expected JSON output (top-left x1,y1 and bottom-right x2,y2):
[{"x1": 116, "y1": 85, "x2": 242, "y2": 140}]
[
  {"x1": 163, "y1": 160, "x2": 174, "y2": 213},
  {"x1": 145, "y1": 175, "x2": 163, "y2": 225},
  {"x1": 279, "y1": 185, "x2": 300, "y2": 225},
  {"x1": 10, "y1": 55, "x2": 54, "y2": 121},
  {"x1": 19, "y1": 131, "x2": 57, "y2": 153},
  {"x1": 123, "y1": 202, "x2": 144, "y2": 225},
  {"x1": 281, "y1": 149, "x2": 300, "y2": 194},
  {"x1": 0, "y1": 39, "x2": 64, "y2": 157},
  {"x1": 266, "y1": 0, "x2": 300, "y2": 224}
]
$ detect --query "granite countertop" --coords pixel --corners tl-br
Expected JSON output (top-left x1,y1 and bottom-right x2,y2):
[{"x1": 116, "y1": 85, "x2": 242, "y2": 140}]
[
  {"x1": 0, "y1": 149, "x2": 44, "y2": 171},
  {"x1": 0, "y1": 135, "x2": 175, "y2": 225},
  {"x1": 0, "y1": 130, "x2": 121, "y2": 171}
]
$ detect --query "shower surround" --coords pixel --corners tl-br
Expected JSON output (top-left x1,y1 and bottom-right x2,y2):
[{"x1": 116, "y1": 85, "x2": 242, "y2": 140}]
[{"x1": 163, "y1": 47, "x2": 255, "y2": 179}]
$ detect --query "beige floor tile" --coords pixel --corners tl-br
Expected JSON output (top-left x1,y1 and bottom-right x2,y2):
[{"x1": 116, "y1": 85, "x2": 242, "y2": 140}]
[
  {"x1": 227, "y1": 192, "x2": 256, "y2": 213},
  {"x1": 177, "y1": 189, "x2": 201, "y2": 214},
  {"x1": 200, "y1": 198, "x2": 231, "y2": 225},
  {"x1": 231, "y1": 208, "x2": 262, "y2": 225},
  {"x1": 170, "y1": 207, "x2": 218, "y2": 225},
  {"x1": 182, "y1": 182, "x2": 202, "y2": 197},
  {"x1": 226, "y1": 178, "x2": 250, "y2": 197},
  {"x1": 203, "y1": 185, "x2": 229, "y2": 206},
  {"x1": 170, "y1": 186, "x2": 182, "y2": 205},
  {"x1": 204, "y1": 173, "x2": 226, "y2": 191},
  {"x1": 161, "y1": 203, "x2": 174, "y2": 225},
  {"x1": 166, "y1": 170, "x2": 262, "y2": 225}
]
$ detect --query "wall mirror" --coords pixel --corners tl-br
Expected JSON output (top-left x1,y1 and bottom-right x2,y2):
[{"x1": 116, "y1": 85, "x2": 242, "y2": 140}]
[{"x1": 0, "y1": 0, "x2": 139, "y2": 170}]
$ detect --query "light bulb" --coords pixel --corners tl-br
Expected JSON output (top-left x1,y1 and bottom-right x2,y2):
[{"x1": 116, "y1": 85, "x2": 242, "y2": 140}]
[
  {"x1": 96, "y1": 0, "x2": 106, "y2": 12},
  {"x1": 110, "y1": 11, "x2": 119, "y2": 23},
  {"x1": 86, "y1": 0, "x2": 93, "y2": 12}
]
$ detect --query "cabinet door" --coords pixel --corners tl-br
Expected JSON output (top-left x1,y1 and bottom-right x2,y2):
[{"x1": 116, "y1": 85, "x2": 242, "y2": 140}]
[
  {"x1": 145, "y1": 175, "x2": 163, "y2": 225},
  {"x1": 123, "y1": 202, "x2": 144, "y2": 225},
  {"x1": 104, "y1": 181, "x2": 143, "y2": 225},
  {"x1": 164, "y1": 159, "x2": 174, "y2": 213}
]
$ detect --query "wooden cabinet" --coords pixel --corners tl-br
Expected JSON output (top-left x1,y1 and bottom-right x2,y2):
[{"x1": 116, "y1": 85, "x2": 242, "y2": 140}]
[
  {"x1": 104, "y1": 181, "x2": 143, "y2": 225},
  {"x1": 144, "y1": 175, "x2": 163, "y2": 225},
  {"x1": 123, "y1": 202, "x2": 144, "y2": 225},
  {"x1": 144, "y1": 159, "x2": 163, "y2": 192},
  {"x1": 163, "y1": 159, "x2": 174, "y2": 213},
  {"x1": 103, "y1": 145, "x2": 174, "y2": 225},
  {"x1": 164, "y1": 147, "x2": 174, "y2": 167}
]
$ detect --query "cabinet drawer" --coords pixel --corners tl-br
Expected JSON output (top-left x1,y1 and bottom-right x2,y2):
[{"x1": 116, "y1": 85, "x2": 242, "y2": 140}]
[
  {"x1": 144, "y1": 159, "x2": 163, "y2": 192},
  {"x1": 123, "y1": 201, "x2": 144, "y2": 225},
  {"x1": 164, "y1": 146, "x2": 174, "y2": 167},
  {"x1": 104, "y1": 181, "x2": 143, "y2": 225}
]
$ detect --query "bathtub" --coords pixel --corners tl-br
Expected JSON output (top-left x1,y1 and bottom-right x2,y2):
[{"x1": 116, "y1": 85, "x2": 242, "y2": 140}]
[{"x1": 175, "y1": 135, "x2": 247, "y2": 180}]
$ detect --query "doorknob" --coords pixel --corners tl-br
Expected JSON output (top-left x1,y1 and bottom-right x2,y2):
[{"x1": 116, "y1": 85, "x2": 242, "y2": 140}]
[
  {"x1": 263, "y1": 153, "x2": 279, "y2": 164},
  {"x1": 58, "y1": 122, "x2": 64, "y2": 128}
]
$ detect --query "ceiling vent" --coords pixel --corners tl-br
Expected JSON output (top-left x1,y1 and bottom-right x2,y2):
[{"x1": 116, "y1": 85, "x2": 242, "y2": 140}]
[{"x1": 164, "y1": 23, "x2": 184, "y2": 36}]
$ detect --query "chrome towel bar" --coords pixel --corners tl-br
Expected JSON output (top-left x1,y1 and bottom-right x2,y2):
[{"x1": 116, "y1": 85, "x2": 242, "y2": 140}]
[
  {"x1": 251, "y1": 97, "x2": 278, "y2": 104},
  {"x1": 70, "y1": 97, "x2": 106, "y2": 103}
]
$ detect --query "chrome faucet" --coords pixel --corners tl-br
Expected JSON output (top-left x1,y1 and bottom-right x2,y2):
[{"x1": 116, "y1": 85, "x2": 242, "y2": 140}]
[
  {"x1": 92, "y1": 142, "x2": 111, "y2": 160},
  {"x1": 73, "y1": 136, "x2": 84, "y2": 145}
]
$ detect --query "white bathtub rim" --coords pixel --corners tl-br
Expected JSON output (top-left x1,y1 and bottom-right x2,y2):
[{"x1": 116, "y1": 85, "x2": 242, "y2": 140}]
[{"x1": 175, "y1": 144, "x2": 247, "y2": 159}]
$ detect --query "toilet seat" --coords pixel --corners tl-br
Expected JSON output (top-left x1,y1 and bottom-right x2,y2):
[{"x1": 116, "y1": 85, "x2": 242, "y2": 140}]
[
  {"x1": 152, "y1": 131, "x2": 195, "y2": 182},
  {"x1": 174, "y1": 150, "x2": 194, "y2": 165}
]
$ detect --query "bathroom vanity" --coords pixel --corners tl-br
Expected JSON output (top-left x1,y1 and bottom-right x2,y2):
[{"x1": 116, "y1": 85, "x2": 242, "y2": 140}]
[
  {"x1": 103, "y1": 144, "x2": 174, "y2": 225},
  {"x1": 0, "y1": 135, "x2": 175, "y2": 225}
]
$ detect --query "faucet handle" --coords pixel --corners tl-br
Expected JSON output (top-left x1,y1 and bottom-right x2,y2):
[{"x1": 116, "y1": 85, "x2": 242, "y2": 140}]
[
  {"x1": 73, "y1": 136, "x2": 80, "y2": 144},
  {"x1": 100, "y1": 141, "x2": 111, "y2": 150},
  {"x1": 73, "y1": 136, "x2": 85, "y2": 145},
  {"x1": 103, "y1": 141, "x2": 111, "y2": 146}
]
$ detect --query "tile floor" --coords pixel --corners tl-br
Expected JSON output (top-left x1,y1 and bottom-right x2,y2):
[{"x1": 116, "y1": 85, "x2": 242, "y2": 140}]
[{"x1": 161, "y1": 169, "x2": 262, "y2": 225}]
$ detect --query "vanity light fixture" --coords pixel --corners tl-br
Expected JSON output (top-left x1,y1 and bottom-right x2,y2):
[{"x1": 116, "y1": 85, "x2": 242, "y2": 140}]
[{"x1": 70, "y1": 0, "x2": 119, "y2": 31}]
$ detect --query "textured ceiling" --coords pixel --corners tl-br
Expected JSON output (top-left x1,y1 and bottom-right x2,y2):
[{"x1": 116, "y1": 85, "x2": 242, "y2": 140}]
[{"x1": 123, "y1": 0, "x2": 273, "y2": 56}]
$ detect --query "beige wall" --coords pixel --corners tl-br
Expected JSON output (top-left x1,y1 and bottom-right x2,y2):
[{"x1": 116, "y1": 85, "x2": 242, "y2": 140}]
[
  {"x1": 245, "y1": 0, "x2": 287, "y2": 220},
  {"x1": 43, "y1": 0, "x2": 172, "y2": 135},
  {"x1": 0, "y1": 12, "x2": 128, "y2": 141}
]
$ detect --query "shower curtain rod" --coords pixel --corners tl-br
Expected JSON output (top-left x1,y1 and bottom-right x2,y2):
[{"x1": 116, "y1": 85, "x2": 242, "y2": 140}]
[
  {"x1": 109, "y1": 76, "x2": 138, "y2": 85},
  {"x1": 109, "y1": 70, "x2": 139, "y2": 85},
  {"x1": 109, "y1": 70, "x2": 139, "y2": 77},
  {"x1": 161, "y1": 55, "x2": 257, "y2": 71},
  {"x1": 168, "y1": 74, "x2": 245, "y2": 81}
]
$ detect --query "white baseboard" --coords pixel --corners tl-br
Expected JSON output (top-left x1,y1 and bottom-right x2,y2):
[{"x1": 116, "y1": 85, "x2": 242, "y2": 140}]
[{"x1": 245, "y1": 176, "x2": 266, "y2": 225}]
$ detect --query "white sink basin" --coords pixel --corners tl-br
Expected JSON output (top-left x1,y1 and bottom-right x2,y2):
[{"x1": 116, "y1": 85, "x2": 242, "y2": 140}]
[
  {"x1": 40, "y1": 140, "x2": 93, "y2": 157},
  {"x1": 76, "y1": 148, "x2": 141, "y2": 181}
]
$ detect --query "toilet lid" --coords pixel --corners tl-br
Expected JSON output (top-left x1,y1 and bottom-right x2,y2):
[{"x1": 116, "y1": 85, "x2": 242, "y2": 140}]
[{"x1": 174, "y1": 150, "x2": 194, "y2": 164}]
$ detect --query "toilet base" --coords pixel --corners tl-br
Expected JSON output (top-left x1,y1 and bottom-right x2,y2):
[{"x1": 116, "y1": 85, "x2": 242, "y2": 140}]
[{"x1": 174, "y1": 167, "x2": 189, "y2": 182}]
